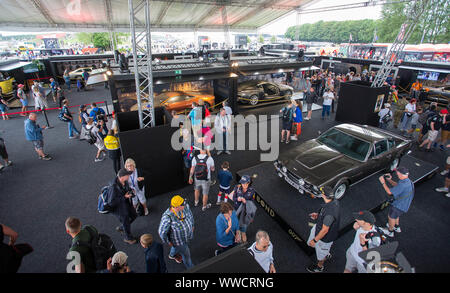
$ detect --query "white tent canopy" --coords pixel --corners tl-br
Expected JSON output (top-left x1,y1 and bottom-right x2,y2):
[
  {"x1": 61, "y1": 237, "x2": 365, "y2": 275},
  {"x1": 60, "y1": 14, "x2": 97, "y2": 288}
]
[{"x1": 0, "y1": 0, "x2": 316, "y2": 33}]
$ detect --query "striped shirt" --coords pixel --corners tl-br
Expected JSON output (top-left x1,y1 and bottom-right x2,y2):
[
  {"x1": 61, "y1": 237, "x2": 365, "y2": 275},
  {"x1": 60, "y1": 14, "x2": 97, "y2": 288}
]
[{"x1": 158, "y1": 204, "x2": 194, "y2": 247}]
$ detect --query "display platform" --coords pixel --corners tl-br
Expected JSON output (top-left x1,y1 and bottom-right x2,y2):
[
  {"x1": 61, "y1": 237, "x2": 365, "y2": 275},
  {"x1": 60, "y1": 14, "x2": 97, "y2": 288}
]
[
  {"x1": 237, "y1": 154, "x2": 438, "y2": 255},
  {"x1": 185, "y1": 244, "x2": 264, "y2": 273}
]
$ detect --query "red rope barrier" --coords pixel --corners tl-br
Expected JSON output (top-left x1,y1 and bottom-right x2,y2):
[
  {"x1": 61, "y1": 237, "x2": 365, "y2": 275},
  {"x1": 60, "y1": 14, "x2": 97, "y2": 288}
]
[{"x1": 0, "y1": 100, "x2": 106, "y2": 116}]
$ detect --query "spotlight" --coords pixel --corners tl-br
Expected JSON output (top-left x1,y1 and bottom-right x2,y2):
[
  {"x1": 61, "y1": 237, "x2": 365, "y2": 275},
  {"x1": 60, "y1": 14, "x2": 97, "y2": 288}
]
[
  {"x1": 231, "y1": 61, "x2": 239, "y2": 67},
  {"x1": 106, "y1": 70, "x2": 112, "y2": 76}
]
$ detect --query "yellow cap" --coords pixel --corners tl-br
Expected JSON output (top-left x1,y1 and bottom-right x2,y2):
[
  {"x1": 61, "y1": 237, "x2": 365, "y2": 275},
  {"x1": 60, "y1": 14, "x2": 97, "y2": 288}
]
[{"x1": 171, "y1": 195, "x2": 184, "y2": 207}]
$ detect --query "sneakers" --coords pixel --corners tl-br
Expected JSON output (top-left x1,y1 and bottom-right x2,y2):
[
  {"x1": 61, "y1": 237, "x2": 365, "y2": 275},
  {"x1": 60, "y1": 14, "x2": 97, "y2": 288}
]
[
  {"x1": 169, "y1": 254, "x2": 183, "y2": 264},
  {"x1": 123, "y1": 238, "x2": 137, "y2": 245},
  {"x1": 5, "y1": 161, "x2": 12, "y2": 166},
  {"x1": 440, "y1": 169, "x2": 449, "y2": 176},
  {"x1": 446, "y1": 193, "x2": 450, "y2": 198},
  {"x1": 0, "y1": 165, "x2": 4, "y2": 172},
  {"x1": 202, "y1": 203, "x2": 212, "y2": 211},
  {"x1": 439, "y1": 145, "x2": 445, "y2": 151},
  {"x1": 216, "y1": 200, "x2": 222, "y2": 206},
  {"x1": 290, "y1": 136, "x2": 298, "y2": 141},
  {"x1": 144, "y1": 208, "x2": 149, "y2": 216},
  {"x1": 40, "y1": 155, "x2": 52, "y2": 161},
  {"x1": 435, "y1": 186, "x2": 449, "y2": 193},
  {"x1": 285, "y1": 140, "x2": 290, "y2": 144},
  {"x1": 306, "y1": 264, "x2": 324, "y2": 273},
  {"x1": 385, "y1": 223, "x2": 401, "y2": 233},
  {"x1": 225, "y1": 151, "x2": 231, "y2": 155},
  {"x1": 116, "y1": 226, "x2": 124, "y2": 233},
  {"x1": 280, "y1": 138, "x2": 285, "y2": 143},
  {"x1": 380, "y1": 227, "x2": 395, "y2": 237},
  {"x1": 216, "y1": 150, "x2": 223, "y2": 155},
  {"x1": 94, "y1": 158, "x2": 103, "y2": 162},
  {"x1": 214, "y1": 249, "x2": 219, "y2": 256},
  {"x1": 194, "y1": 201, "x2": 199, "y2": 207}
]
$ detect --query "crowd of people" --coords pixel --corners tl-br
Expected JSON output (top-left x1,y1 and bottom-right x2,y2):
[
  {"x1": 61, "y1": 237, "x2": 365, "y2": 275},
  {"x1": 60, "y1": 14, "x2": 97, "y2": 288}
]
[{"x1": 0, "y1": 63, "x2": 444, "y2": 274}]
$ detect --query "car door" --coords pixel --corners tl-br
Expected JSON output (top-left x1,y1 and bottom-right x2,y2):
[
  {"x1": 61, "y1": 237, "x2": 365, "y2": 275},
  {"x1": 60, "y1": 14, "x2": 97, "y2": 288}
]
[{"x1": 369, "y1": 140, "x2": 391, "y2": 172}]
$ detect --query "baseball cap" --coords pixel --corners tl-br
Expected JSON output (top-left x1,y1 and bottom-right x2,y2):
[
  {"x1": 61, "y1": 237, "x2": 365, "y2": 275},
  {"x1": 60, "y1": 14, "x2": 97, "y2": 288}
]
[
  {"x1": 79, "y1": 104, "x2": 86, "y2": 110},
  {"x1": 18, "y1": 84, "x2": 24, "y2": 88},
  {"x1": 320, "y1": 186, "x2": 334, "y2": 199},
  {"x1": 239, "y1": 175, "x2": 251, "y2": 184},
  {"x1": 384, "y1": 103, "x2": 391, "y2": 108},
  {"x1": 171, "y1": 195, "x2": 185, "y2": 207},
  {"x1": 440, "y1": 109, "x2": 448, "y2": 115},
  {"x1": 353, "y1": 210, "x2": 376, "y2": 225},
  {"x1": 117, "y1": 168, "x2": 133, "y2": 178},
  {"x1": 111, "y1": 251, "x2": 128, "y2": 266},
  {"x1": 394, "y1": 166, "x2": 409, "y2": 175}
]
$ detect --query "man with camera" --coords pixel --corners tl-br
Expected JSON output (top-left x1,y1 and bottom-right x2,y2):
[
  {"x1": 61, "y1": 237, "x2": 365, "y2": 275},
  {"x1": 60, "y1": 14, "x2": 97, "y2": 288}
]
[
  {"x1": 344, "y1": 211, "x2": 382, "y2": 273},
  {"x1": 306, "y1": 186, "x2": 340, "y2": 273},
  {"x1": 89, "y1": 102, "x2": 108, "y2": 138},
  {"x1": 378, "y1": 167, "x2": 414, "y2": 238},
  {"x1": 108, "y1": 168, "x2": 138, "y2": 244}
]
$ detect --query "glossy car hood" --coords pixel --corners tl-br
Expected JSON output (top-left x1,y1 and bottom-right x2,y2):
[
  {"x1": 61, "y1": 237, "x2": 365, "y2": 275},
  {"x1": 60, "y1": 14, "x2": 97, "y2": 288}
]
[{"x1": 282, "y1": 140, "x2": 359, "y2": 185}]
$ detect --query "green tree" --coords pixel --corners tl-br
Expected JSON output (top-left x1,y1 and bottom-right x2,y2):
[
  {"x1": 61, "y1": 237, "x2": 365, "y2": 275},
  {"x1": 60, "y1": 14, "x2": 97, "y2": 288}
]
[
  {"x1": 270, "y1": 35, "x2": 276, "y2": 43},
  {"x1": 258, "y1": 35, "x2": 264, "y2": 43},
  {"x1": 92, "y1": 33, "x2": 111, "y2": 50}
]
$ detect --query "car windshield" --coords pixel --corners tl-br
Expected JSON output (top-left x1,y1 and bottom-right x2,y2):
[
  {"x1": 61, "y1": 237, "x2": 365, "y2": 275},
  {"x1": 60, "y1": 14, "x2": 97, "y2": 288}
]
[{"x1": 317, "y1": 128, "x2": 370, "y2": 161}]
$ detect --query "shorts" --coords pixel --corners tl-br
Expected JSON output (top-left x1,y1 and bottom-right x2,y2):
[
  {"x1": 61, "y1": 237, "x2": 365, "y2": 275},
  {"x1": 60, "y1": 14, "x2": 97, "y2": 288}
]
[
  {"x1": 94, "y1": 140, "x2": 106, "y2": 151},
  {"x1": 441, "y1": 130, "x2": 450, "y2": 142},
  {"x1": 306, "y1": 103, "x2": 312, "y2": 111},
  {"x1": 20, "y1": 99, "x2": 28, "y2": 107},
  {"x1": 307, "y1": 224, "x2": 333, "y2": 261},
  {"x1": 282, "y1": 120, "x2": 292, "y2": 131},
  {"x1": 239, "y1": 224, "x2": 248, "y2": 233},
  {"x1": 0, "y1": 104, "x2": 7, "y2": 113},
  {"x1": 219, "y1": 186, "x2": 231, "y2": 194},
  {"x1": 427, "y1": 130, "x2": 438, "y2": 142},
  {"x1": 344, "y1": 248, "x2": 367, "y2": 273},
  {"x1": 132, "y1": 190, "x2": 146, "y2": 206},
  {"x1": 194, "y1": 178, "x2": 210, "y2": 195},
  {"x1": 32, "y1": 139, "x2": 44, "y2": 150},
  {"x1": 388, "y1": 205, "x2": 405, "y2": 219}
]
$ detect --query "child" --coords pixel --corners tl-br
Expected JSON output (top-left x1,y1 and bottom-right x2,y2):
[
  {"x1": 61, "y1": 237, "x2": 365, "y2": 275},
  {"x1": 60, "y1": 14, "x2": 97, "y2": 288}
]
[
  {"x1": 217, "y1": 161, "x2": 233, "y2": 205},
  {"x1": 76, "y1": 77, "x2": 83, "y2": 92}
]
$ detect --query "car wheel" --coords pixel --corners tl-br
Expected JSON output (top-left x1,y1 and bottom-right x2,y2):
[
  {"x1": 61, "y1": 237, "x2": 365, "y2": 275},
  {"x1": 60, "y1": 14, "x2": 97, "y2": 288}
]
[
  {"x1": 333, "y1": 181, "x2": 348, "y2": 200},
  {"x1": 388, "y1": 157, "x2": 400, "y2": 172},
  {"x1": 249, "y1": 95, "x2": 259, "y2": 105}
]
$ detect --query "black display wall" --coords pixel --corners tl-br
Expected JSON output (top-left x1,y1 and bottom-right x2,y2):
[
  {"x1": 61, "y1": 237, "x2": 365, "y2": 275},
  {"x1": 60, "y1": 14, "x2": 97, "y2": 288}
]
[
  {"x1": 118, "y1": 124, "x2": 186, "y2": 197},
  {"x1": 335, "y1": 80, "x2": 389, "y2": 127}
]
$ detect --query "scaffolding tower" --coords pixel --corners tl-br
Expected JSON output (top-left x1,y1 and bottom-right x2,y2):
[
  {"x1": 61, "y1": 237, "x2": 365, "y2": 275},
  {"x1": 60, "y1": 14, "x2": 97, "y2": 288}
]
[
  {"x1": 371, "y1": 0, "x2": 431, "y2": 88},
  {"x1": 128, "y1": 0, "x2": 155, "y2": 128}
]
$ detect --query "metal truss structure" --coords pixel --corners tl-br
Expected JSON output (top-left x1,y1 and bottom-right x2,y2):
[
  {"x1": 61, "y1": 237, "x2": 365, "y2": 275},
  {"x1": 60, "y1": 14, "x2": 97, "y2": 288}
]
[
  {"x1": 128, "y1": 0, "x2": 154, "y2": 128},
  {"x1": 371, "y1": 0, "x2": 431, "y2": 88}
]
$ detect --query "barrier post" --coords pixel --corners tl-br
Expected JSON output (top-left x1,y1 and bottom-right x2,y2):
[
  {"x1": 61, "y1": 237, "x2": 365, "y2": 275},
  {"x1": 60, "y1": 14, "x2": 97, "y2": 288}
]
[{"x1": 42, "y1": 107, "x2": 53, "y2": 129}]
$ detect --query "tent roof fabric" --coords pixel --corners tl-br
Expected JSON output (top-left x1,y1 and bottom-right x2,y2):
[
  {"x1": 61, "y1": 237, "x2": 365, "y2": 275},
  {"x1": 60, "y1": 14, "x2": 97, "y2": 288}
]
[{"x1": 0, "y1": 0, "x2": 316, "y2": 32}]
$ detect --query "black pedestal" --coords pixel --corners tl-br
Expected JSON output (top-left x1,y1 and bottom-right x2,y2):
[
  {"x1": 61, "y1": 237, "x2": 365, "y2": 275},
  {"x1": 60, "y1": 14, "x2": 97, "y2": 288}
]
[{"x1": 335, "y1": 81, "x2": 389, "y2": 127}]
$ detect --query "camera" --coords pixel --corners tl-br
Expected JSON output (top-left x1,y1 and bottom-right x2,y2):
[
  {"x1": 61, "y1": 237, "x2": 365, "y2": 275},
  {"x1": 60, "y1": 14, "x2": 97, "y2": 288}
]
[{"x1": 359, "y1": 241, "x2": 414, "y2": 273}]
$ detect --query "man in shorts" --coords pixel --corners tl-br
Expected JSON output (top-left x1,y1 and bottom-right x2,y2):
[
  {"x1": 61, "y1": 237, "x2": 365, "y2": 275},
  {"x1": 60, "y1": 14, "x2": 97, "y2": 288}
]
[
  {"x1": 189, "y1": 149, "x2": 214, "y2": 211},
  {"x1": 0, "y1": 135, "x2": 12, "y2": 171},
  {"x1": 378, "y1": 167, "x2": 414, "y2": 237},
  {"x1": 306, "y1": 186, "x2": 340, "y2": 273},
  {"x1": 85, "y1": 117, "x2": 106, "y2": 162},
  {"x1": 24, "y1": 112, "x2": 51, "y2": 160},
  {"x1": 435, "y1": 155, "x2": 450, "y2": 198},
  {"x1": 419, "y1": 109, "x2": 447, "y2": 152}
]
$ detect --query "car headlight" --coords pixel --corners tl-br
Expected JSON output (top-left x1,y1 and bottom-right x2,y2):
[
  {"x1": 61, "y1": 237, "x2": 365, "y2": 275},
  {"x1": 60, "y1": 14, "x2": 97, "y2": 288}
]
[
  {"x1": 298, "y1": 178, "x2": 305, "y2": 186},
  {"x1": 281, "y1": 166, "x2": 287, "y2": 173}
]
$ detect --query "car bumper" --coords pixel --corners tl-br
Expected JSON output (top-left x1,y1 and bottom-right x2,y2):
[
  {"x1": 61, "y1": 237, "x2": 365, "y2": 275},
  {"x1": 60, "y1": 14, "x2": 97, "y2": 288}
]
[{"x1": 273, "y1": 161, "x2": 322, "y2": 198}]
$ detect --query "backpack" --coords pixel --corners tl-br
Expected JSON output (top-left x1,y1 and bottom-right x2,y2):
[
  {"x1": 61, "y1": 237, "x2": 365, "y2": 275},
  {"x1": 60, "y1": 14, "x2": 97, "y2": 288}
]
[
  {"x1": 194, "y1": 155, "x2": 209, "y2": 180},
  {"x1": 58, "y1": 108, "x2": 70, "y2": 122},
  {"x1": 381, "y1": 111, "x2": 392, "y2": 124},
  {"x1": 98, "y1": 185, "x2": 113, "y2": 214},
  {"x1": 426, "y1": 113, "x2": 439, "y2": 127},
  {"x1": 418, "y1": 110, "x2": 431, "y2": 125},
  {"x1": 282, "y1": 107, "x2": 292, "y2": 121},
  {"x1": 86, "y1": 128, "x2": 98, "y2": 145},
  {"x1": 72, "y1": 226, "x2": 116, "y2": 271}
]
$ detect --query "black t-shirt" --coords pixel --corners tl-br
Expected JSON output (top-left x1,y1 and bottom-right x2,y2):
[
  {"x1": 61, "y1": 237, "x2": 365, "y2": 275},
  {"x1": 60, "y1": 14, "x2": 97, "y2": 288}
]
[{"x1": 430, "y1": 115, "x2": 444, "y2": 131}]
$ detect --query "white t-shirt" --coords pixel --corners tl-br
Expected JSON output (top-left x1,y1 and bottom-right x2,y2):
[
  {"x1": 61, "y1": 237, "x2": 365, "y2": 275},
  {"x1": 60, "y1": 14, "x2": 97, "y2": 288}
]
[
  {"x1": 349, "y1": 226, "x2": 381, "y2": 267},
  {"x1": 191, "y1": 154, "x2": 214, "y2": 180},
  {"x1": 322, "y1": 92, "x2": 334, "y2": 106},
  {"x1": 405, "y1": 103, "x2": 416, "y2": 114},
  {"x1": 248, "y1": 241, "x2": 274, "y2": 273}
]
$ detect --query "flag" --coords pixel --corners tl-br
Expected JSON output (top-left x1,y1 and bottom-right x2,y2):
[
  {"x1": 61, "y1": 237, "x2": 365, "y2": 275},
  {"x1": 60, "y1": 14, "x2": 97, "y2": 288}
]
[{"x1": 373, "y1": 29, "x2": 378, "y2": 43}]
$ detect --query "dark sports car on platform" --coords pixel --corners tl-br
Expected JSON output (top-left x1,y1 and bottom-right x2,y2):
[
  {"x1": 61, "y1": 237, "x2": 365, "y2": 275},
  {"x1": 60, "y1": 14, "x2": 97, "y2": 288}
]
[
  {"x1": 237, "y1": 81, "x2": 293, "y2": 105},
  {"x1": 274, "y1": 124, "x2": 412, "y2": 200}
]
